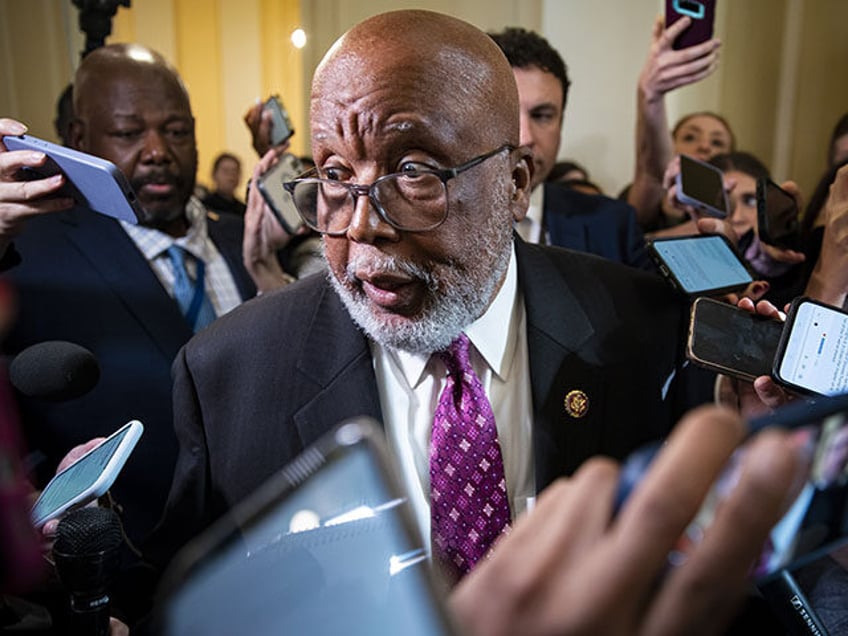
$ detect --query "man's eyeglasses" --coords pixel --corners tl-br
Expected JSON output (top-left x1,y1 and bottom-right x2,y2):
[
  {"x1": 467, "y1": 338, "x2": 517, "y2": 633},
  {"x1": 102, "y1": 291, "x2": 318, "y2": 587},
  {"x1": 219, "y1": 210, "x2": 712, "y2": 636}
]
[{"x1": 282, "y1": 145, "x2": 514, "y2": 236}]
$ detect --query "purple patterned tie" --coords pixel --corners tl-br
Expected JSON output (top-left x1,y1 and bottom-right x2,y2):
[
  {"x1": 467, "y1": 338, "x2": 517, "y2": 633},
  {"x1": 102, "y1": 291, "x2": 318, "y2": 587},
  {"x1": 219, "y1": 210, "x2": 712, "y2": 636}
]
[{"x1": 429, "y1": 333, "x2": 511, "y2": 580}]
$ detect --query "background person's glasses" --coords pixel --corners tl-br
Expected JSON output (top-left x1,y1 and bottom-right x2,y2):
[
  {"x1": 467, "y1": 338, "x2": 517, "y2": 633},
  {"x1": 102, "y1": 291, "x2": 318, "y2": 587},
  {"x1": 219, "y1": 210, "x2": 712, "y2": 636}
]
[{"x1": 283, "y1": 145, "x2": 513, "y2": 236}]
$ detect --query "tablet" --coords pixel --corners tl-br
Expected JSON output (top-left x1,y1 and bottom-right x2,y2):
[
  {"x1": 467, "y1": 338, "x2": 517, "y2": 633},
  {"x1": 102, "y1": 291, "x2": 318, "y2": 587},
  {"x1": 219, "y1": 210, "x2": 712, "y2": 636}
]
[
  {"x1": 153, "y1": 417, "x2": 457, "y2": 636},
  {"x1": 3, "y1": 134, "x2": 142, "y2": 224}
]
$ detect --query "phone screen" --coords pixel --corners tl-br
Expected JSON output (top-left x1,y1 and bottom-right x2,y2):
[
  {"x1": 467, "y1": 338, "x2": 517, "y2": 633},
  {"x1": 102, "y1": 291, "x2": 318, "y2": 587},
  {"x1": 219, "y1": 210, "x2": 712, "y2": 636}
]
[
  {"x1": 775, "y1": 300, "x2": 848, "y2": 396},
  {"x1": 257, "y1": 154, "x2": 304, "y2": 234},
  {"x1": 687, "y1": 297, "x2": 784, "y2": 381},
  {"x1": 757, "y1": 178, "x2": 800, "y2": 250},
  {"x1": 650, "y1": 235, "x2": 752, "y2": 295},
  {"x1": 31, "y1": 421, "x2": 142, "y2": 527},
  {"x1": 157, "y1": 420, "x2": 455, "y2": 636},
  {"x1": 677, "y1": 154, "x2": 728, "y2": 218}
]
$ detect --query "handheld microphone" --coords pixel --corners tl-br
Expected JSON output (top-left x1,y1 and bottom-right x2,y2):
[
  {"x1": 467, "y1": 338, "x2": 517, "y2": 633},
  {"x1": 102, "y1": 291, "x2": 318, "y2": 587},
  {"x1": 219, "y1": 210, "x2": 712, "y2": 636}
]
[
  {"x1": 53, "y1": 507, "x2": 123, "y2": 636},
  {"x1": 9, "y1": 341, "x2": 100, "y2": 402}
]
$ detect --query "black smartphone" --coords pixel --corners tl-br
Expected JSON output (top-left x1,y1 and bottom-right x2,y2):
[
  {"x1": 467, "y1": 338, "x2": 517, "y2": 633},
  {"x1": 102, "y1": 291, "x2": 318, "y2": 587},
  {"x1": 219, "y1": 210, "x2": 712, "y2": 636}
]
[
  {"x1": 773, "y1": 297, "x2": 848, "y2": 397},
  {"x1": 3, "y1": 134, "x2": 143, "y2": 224},
  {"x1": 756, "y1": 178, "x2": 801, "y2": 251},
  {"x1": 648, "y1": 234, "x2": 753, "y2": 297},
  {"x1": 665, "y1": 0, "x2": 717, "y2": 49},
  {"x1": 676, "y1": 154, "x2": 729, "y2": 218},
  {"x1": 687, "y1": 297, "x2": 784, "y2": 382},
  {"x1": 256, "y1": 154, "x2": 304, "y2": 234},
  {"x1": 263, "y1": 95, "x2": 295, "y2": 146},
  {"x1": 154, "y1": 418, "x2": 457, "y2": 636}
]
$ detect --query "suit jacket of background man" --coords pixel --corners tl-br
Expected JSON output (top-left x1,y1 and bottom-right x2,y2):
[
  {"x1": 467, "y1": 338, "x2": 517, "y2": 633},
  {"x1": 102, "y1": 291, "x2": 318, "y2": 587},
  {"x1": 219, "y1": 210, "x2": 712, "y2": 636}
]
[
  {"x1": 2, "y1": 206, "x2": 256, "y2": 545},
  {"x1": 543, "y1": 182, "x2": 654, "y2": 271},
  {"x1": 153, "y1": 237, "x2": 691, "y2": 565}
]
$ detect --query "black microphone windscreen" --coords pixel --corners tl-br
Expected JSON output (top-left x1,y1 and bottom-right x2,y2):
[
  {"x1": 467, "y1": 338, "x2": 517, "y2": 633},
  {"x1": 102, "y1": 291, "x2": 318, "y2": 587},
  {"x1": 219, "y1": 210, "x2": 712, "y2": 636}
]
[
  {"x1": 54, "y1": 507, "x2": 123, "y2": 556},
  {"x1": 9, "y1": 341, "x2": 100, "y2": 402}
]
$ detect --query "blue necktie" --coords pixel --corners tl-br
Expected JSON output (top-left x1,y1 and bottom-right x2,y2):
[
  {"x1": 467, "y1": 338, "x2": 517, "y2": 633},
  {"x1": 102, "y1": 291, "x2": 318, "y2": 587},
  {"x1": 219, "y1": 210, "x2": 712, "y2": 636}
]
[{"x1": 167, "y1": 245, "x2": 216, "y2": 332}]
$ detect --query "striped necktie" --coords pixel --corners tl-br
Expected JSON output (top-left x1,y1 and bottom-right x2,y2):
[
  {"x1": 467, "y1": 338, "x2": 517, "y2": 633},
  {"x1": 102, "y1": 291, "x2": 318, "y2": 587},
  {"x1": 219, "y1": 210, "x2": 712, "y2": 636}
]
[{"x1": 167, "y1": 245, "x2": 216, "y2": 332}]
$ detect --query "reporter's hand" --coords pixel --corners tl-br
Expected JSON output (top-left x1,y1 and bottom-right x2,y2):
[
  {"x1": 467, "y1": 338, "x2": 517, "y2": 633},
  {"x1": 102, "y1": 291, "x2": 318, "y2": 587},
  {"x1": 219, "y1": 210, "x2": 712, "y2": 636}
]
[
  {"x1": 0, "y1": 118, "x2": 74, "y2": 256},
  {"x1": 639, "y1": 15, "x2": 721, "y2": 106},
  {"x1": 450, "y1": 406, "x2": 802, "y2": 636},
  {"x1": 806, "y1": 164, "x2": 848, "y2": 306},
  {"x1": 242, "y1": 151, "x2": 297, "y2": 293},
  {"x1": 243, "y1": 101, "x2": 292, "y2": 159}
]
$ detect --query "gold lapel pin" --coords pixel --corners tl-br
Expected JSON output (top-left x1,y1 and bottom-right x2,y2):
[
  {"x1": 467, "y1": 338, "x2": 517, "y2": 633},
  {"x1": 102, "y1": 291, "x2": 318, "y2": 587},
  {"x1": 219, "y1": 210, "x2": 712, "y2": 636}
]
[{"x1": 563, "y1": 389, "x2": 589, "y2": 419}]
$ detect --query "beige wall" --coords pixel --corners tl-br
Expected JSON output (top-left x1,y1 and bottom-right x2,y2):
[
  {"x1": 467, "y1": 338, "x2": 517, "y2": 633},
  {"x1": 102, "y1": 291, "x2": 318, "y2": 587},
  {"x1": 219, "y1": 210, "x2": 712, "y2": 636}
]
[{"x1": 1, "y1": 0, "x2": 845, "y2": 203}]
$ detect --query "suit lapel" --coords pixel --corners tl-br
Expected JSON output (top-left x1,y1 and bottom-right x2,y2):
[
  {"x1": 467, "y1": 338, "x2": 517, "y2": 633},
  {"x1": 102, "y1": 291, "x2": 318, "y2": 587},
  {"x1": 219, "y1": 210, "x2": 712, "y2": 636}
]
[
  {"x1": 292, "y1": 282, "x2": 383, "y2": 446},
  {"x1": 515, "y1": 239, "x2": 611, "y2": 489},
  {"x1": 60, "y1": 209, "x2": 193, "y2": 358}
]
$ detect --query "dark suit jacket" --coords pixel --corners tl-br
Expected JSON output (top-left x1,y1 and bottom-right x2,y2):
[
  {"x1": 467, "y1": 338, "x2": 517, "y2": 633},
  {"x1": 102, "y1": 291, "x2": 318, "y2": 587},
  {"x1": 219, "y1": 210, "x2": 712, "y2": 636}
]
[
  {"x1": 153, "y1": 238, "x2": 690, "y2": 565},
  {"x1": 2, "y1": 206, "x2": 255, "y2": 544},
  {"x1": 543, "y1": 183, "x2": 654, "y2": 271}
]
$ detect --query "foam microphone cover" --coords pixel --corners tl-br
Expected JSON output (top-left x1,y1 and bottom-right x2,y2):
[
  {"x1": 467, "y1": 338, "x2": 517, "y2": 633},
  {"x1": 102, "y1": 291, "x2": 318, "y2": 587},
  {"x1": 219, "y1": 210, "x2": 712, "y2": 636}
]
[
  {"x1": 53, "y1": 507, "x2": 123, "y2": 597},
  {"x1": 9, "y1": 341, "x2": 100, "y2": 402}
]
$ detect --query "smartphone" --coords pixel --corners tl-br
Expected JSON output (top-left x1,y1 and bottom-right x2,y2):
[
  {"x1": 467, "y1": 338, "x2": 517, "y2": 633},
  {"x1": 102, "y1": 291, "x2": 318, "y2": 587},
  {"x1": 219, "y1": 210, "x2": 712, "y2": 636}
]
[
  {"x1": 665, "y1": 0, "x2": 717, "y2": 50},
  {"x1": 773, "y1": 297, "x2": 848, "y2": 397},
  {"x1": 676, "y1": 154, "x2": 729, "y2": 218},
  {"x1": 757, "y1": 178, "x2": 801, "y2": 251},
  {"x1": 648, "y1": 234, "x2": 753, "y2": 297},
  {"x1": 30, "y1": 420, "x2": 144, "y2": 528},
  {"x1": 256, "y1": 153, "x2": 304, "y2": 234},
  {"x1": 3, "y1": 134, "x2": 142, "y2": 224},
  {"x1": 154, "y1": 417, "x2": 457, "y2": 636},
  {"x1": 687, "y1": 297, "x2": 784, "y2": 382},
  {"x1": 263, "y1": 95, "x2": 295, "y2": 146}
]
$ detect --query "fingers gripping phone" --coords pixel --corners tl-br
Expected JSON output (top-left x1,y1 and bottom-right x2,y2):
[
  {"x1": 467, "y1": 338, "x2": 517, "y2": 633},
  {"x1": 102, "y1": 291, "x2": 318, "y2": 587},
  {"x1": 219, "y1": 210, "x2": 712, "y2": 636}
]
[
  {"x1": 687, "y1": 297, "x2": 784, "y2": 382},
  {"x1": 757, "y1": 178, "x2": 801, "y2": 251},
  {"x1": 676, "y1": 154, "x2": 729, "y2": 218},
  {"x1": 256, "y1": 153, "x2": 305, "y2": 234},
  {"x1": 773, "y1": 297, "x2": 848, "y2": 397},
  {"x1": 263, "y1": 95, "x2": 295, "y2": 147},
  {"x1": 665, "y1": 0, "x2": 717, "y2": 49},
  {"x1": 31, "y1": 420, "x2": 144, "y2": 528},
  {"x1": 649, "y1": 234, "x2": 753, "y2": 297},
  {"x1": 3, "y1": 134, "x2": 143, "y2": 224}
]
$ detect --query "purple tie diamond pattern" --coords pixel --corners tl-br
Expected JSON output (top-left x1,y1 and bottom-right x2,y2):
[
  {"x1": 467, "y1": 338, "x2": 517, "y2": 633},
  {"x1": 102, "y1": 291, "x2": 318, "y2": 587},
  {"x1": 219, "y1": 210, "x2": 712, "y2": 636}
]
[{"x1": 430, "y1": 333, "x2": 511, "y2": 580}]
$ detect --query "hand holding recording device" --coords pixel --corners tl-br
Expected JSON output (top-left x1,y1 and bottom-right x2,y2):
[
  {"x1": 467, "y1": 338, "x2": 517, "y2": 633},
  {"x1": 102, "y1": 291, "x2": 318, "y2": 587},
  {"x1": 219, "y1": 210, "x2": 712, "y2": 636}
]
[
  {"x1": 687, "y1": 297, "x2": 784, "y2": 382},
  {"x1": 675, "y1": 154, "x2": 729, "y2": 218},
  {"x1": 3, "y1": 134, "x2": 142, "y2": 224},
  {"x1": 649, "y1": 234, "x2": 753, "y2": 297},
  {"x1": 756, "y1": 178, "x2": 801, "y2": 251},
  {"x1": 154, "y1": 417, "x2": 457, "y2": 636},
  {"x1": 665, "y1": 0, "x2": 717, "y2": 49},
  {"x1": 773, "y1": 297, "x2": 848, "y2": 397},
  {"x1": 263, "y1": 95, "x2": 295, "y2": 147},
  {"x1": 256, "y1": 153, "x2": 305, "y2": 234},
  {"x1": 31, "y1": 420, "x2": 143, "y2": 528}
]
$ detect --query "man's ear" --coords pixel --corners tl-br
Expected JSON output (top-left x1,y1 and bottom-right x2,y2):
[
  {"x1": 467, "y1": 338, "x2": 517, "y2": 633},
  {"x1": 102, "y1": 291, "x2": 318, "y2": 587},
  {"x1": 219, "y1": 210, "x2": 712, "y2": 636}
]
[
  {"x1": 67, "y1": 119, "x2": 85, "y2": 151},
  {"x1": 509, "y1": 146, "x2": 534, "y2": 223}
]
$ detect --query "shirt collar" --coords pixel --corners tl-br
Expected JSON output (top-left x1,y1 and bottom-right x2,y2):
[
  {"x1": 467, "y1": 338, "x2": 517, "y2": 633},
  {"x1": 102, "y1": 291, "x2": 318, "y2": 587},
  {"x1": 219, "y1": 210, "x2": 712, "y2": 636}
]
[{"x1": 120, "y1": 196, "x2": 212, "y2": 261}]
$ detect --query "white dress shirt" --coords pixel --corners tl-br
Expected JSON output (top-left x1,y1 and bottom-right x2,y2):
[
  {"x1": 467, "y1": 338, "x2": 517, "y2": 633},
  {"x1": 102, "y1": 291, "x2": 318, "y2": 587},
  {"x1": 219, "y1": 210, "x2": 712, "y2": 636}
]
[
  {"x1": 121, "y1": 197, "x2": 242, "y2": 317},
  {"x1": 372, "y1": 245, "x2": 536, "y2": 553}
]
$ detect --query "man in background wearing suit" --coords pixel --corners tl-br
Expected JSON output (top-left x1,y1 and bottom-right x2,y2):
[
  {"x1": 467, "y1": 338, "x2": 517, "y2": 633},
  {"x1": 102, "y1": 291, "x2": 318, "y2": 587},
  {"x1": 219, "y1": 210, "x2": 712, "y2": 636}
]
[
  {"x1": 0, "y1": 44, "x2": 260, "y2": 547},
  {"x1": 489, "y1": 27, "x2": 652, "y2": 270}
]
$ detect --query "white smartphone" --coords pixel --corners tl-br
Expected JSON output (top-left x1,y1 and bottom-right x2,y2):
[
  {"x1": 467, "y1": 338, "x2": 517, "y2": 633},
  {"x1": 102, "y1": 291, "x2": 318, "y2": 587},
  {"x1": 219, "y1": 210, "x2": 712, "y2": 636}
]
[
  {"x1": 648, "y1": 234, "x2": 753, "y2": 297},
  {"x1": 256, "y1": 153, "x2": 304, "y2": 234},
  {"x1": 155, "y1": 417, "x2": 457, "y2": 636},
  {"x1": 3, "y1": 134, "x2": 143, "y2": 224},
  {"x1": 773, "y1": 297, "x2": 848, "y2": 397},
  {"x1": 676, "y1": 154, "x2": 729, "y2": 218},
  {"x1": 31, "y1": 420, "x2": 144, "y2": 528}
]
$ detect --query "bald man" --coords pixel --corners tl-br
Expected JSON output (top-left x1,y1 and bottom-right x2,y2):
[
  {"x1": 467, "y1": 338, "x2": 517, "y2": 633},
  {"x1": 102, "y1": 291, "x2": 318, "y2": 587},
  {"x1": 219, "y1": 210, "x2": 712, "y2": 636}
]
[
  {"x1": 156, "y1": 7, "x2": 690, "y2": 568},
  {"x1": 0, "y1": 44, "x2": 258, "y2": 545}
]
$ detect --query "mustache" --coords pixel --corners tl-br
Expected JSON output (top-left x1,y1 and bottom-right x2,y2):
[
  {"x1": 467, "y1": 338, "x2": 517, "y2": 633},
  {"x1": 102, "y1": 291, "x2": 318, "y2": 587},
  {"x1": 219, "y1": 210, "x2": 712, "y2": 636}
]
[
  {"x1": 131, "y1": 171, "x2": 182, "y2": 190},
  {"x1": 345, "y1": 252, "x2": 438, "y2": 292}
]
